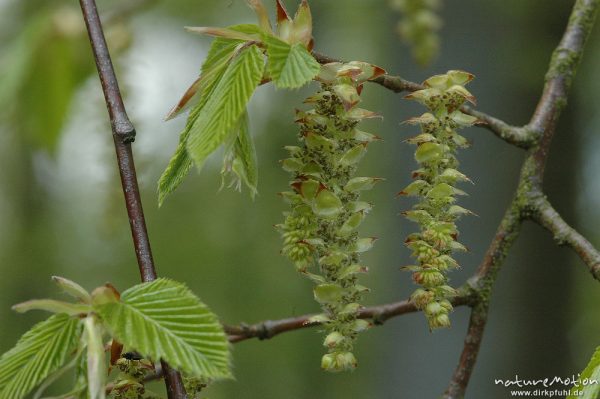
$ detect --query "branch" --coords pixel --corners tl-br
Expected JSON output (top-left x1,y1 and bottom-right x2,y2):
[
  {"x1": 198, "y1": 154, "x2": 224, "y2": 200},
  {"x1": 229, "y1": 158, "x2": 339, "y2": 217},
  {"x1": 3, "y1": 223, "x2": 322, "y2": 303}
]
[
  {"x1": 443, "y1": 302, "x2": 488, "y2": 399},
  {"x1": 225, "y1": 292, "x2": 475, "y2": 344},
  {"x1": 78, "y1": 1, "x2": 186, "y2": 397},
  {"x1": 443, "y1": 201, "x2": 523, "y2": 399},
  {"x1": 529, "y1": 0, "x2": 600, "y2": 180},
  {"x1": 444, "y1": 1, "x2": 599, "y2": 396},
  {"x1": 532, "y1": 197, "x2": 600, "y2": 280},
  {"x1": 462, "y1": 106, "x2": 535, "y2": 149},
  {"x1": 312, "y1": 52, "x2": 531, "y2": 148},
  {"x1": 529, "y1": 0, "x2": 599, "y2": 135}
]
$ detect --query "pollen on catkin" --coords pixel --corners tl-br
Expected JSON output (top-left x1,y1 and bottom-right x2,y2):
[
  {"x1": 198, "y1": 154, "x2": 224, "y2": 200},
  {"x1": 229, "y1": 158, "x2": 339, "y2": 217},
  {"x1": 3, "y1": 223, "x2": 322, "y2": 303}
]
[{"x1": 400, "y1": 70, "x2": 479, "y2": 330}]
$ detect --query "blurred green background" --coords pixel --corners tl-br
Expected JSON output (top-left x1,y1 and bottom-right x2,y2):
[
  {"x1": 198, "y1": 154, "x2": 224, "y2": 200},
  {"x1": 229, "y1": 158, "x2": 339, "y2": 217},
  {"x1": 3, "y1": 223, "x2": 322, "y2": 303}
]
[{"x1": 0, "y1": 0, "x2": 599, "y2": 398}]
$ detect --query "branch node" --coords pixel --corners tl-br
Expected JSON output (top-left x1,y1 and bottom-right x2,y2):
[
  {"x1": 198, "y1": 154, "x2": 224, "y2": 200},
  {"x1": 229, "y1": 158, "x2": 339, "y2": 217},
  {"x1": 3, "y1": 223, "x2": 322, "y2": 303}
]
[
  {"x1": 257, "y1": 322, "x2": 272, "y2": 340},
  {"x1": 371, "y1": 311, "x2": 386, "y2": 326},
  {"x1": 114, "y1": 121, "x2": 136, "y2": 143}
]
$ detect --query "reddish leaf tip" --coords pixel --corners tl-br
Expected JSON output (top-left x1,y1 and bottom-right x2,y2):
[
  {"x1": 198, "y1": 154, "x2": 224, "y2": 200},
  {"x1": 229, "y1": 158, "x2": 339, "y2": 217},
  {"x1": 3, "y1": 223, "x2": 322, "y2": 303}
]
[{"x1": 276, "y1": 0, "x2": 291, "y2": 22}]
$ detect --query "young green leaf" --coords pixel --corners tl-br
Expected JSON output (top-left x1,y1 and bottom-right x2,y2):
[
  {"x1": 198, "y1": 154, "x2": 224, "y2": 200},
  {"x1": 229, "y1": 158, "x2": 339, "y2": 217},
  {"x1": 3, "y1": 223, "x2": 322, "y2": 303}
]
[
  {"x1": 159, "y1": 26, "x2": 259, "y2": 206},
  {"x1": 202, "y1": 25, "x2": 264, "y2": 68},
  {"x1": 221, "y1": 110, "x2": 258, "y2": 196},
  {"x1": 0, "y1": 314, "x2": 81, "y2": 399},
  {"x1": 51, "y1": 276, "x2": 91, "y2": 304},
  {"x1": 184, "y1": 26, "x2": 258, "y2": 42},
  {"x1": 245, "y1": 0, "x2": 273, "y2": 33},
  {"x1": 164, "y1": 45, "x2": 238, "y2": 121},
  {"x1": 568, "y1": 346, "x2": 600, "y2": 399},
  {"x1": 32, "y1": 347, "x2": 83, "y2": 399},
  {"x1": 93, "y1": 278, "x2": 231, "y2": 380},
  {"x1": 290, "y1": 0, "x2": 313, "y2": 47},
  {"x1": 12, "y1": 299, "x2": 91, "y2": 316},
  {"x1": 82, "y1": 316, "x2": 105, "y2": 399},
  {"x1": 186, "y1": 44, "x2": 264, "y2": 172},
  {"x1": 158, "y1": 111, "x2": 197, "y2": 208},
  {"x1": 159, "y1": 63, "x2": 233, "y2": 206},
  {"x1": 264, "y1": 35, "x2": 320, "y2": 88}
]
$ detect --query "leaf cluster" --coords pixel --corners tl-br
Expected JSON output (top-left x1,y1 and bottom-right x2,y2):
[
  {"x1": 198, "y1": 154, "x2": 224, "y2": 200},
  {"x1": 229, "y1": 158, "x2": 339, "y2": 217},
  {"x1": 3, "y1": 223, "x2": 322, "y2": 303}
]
[
  {"x1": 158, "y1": 0, "x2": 321, "y2": 206},
  {"x1": 0, "y1": 277, "x2": 230, "y2": 399}
]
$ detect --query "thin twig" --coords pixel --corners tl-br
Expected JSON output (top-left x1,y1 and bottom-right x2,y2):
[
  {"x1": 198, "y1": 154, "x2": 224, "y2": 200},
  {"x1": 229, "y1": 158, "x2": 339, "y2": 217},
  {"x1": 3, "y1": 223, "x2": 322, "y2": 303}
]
[
  {"x1": 531, "y1": 196, "x2": 600, "y2": 279},
  {"x1": 312, "y1": 52, "x2": 532, "y2": 148},
  {"x1": 225, "y1": 292, "x2": 475, "y2": 343},
  {"x1": 462, "y1": 106, "x2": 535, "y2": 149},
  {"x1": 78, "y1": 1, "x2": 187, "y2": 398}
]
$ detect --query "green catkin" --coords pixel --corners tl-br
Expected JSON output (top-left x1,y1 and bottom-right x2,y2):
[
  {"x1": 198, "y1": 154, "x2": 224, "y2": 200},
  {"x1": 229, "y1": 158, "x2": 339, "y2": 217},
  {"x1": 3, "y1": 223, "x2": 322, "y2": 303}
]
[
  {"x1": 400, "y1": 70, "x2": 478, "y2": 330},
  {"x1": 109, "y1": 357, "x2": 155, "y2": 399},
  {"x1": 390, "y1": 0, "x2": 442, "y2": 66},
  {"x1": 183, "y1": 376, "x2": 211, "y2": 399},
  {"x1": 278, "y1": 62, "x2": 384, "y2": 372}
]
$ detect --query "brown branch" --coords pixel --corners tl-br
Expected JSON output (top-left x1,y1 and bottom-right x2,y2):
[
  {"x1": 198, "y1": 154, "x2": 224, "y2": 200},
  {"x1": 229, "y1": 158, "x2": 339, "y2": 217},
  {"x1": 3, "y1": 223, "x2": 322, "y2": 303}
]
[
  {"x1": 78, "y1": 1, "x2": 187, "y2": 398},
  {"x1": 225, "y1": 293, "x2": 475, "y2": 344},
  {"x1": 443, "y1": 201, "x2": 523, "y2": 399},
  {"x1": 443, "y1": 302, "x2": 488, "y2": 399},
  {"x1": 462, "y1": 106, "x2": 535, "y2": 149},
  {"x1": 225, "y1": 300, "x2": 418, "y2": 344},
  {"x1": 529, "y1": 0, "x2": 599, "y2": 135},
  {"x1": 529, "y1": 0, "x2": 600, "y2": 184},
  {"x1": 312, "y1": 52, "x2": 532, "y2": 148},
  {"x1": 531, "y1": 196, "x2": 600, "y2": 280}
]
